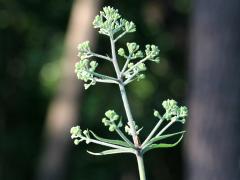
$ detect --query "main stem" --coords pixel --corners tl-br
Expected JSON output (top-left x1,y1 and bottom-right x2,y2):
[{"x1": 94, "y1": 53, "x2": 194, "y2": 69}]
[
  {"x1": 136, "y1": 153, "x2": 146, "y2": 180},
  {"x1": 110, "y1": 35, "x2": 146, "y2": 180}
]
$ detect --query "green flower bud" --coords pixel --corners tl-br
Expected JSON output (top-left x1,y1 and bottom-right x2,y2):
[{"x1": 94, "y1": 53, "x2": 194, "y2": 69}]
[
  {"x1": 102, "y1": 117, "x2": 109, "y2": 126},
  {"x1": 112, "y1": 114, "x2": 119, "y2": 121},
  {"x1": 118, "y1": 48, "x2": 125, "y2": 57},
  {"x1": 90, "y1": 61, "x2": 98, "y2": 69},
  {"x1": 145, "y1": 44, "x2": 160, "y2": 61},
  {"x1": 125, "y1": 125, "x2": 131, "y2": 135},
  {"x1": 162, "y1": 99, "x2": 177, "y2": 110},
  {"x1": 74, "y1": 139, "x2": 81, "y2": 145},
  {"x1": 127, "y1": 42, "x2": 139, "y2": 54},
  {"x1": 137, "y1": 74, "x2": 145, "y2": 81},
  {"x1": 153, "y1": 110, "x2": 161, "y2": 119},
  {"x1": 178, "y1": 106, "x2": 188, "y2": 118},
  {"x1": 135, "y1": 50, "x2": 144, "y2": 58},
  {"x1": 109, "y1": 124, "x2": 116, "y2": 132},
  {"x1": 70, "y1": 126, "x2": 81, "y2": 139},
  {"x1": 93, "y1": 6, "x2": 135, "y2": 36},
  {"x1": 77, "y1": 41, "x2": 91, "y2": 53},
  {"x1": 125, "y1": 21, "x2": 136, "y2": 32},
  {"x1": 137, "y1": 63, "x2": 146, "y2": 71},
  {"x1": 105, "y1": 110, "x2": 115, "y2": 119}
]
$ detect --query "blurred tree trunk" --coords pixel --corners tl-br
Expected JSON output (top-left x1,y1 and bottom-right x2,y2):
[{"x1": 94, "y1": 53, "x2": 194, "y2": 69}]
[
  {"x1": 185, "y1": 0, "x2": 240, "y2": 180},
  {"x1": 36, "y1": 0, "x2": 100, "y2": 180}
]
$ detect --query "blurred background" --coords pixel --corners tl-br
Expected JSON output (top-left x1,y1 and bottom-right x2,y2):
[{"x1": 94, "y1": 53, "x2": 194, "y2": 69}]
[{"x1": 0, "y1": 0, "x2": 239, "y2": 180}]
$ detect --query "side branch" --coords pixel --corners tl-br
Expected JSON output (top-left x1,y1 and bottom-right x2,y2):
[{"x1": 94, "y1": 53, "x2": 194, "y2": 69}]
[
  {"x1": 114, "y1": 31, "x2": 127, "y2": 43},
  {"x1": 91, "y1": 52, "x2": 112, "y2": 61},
  {"x1": 123, "y1": 56, "x2": 149, "y2": 75}
]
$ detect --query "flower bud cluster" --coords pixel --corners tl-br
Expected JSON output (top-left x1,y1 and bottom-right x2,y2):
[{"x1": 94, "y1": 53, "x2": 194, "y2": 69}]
[
  {"x1": 93, "y1": 6, "x2": 136, "y2": 36},
  {"x1": 102, "y1": 110, "x2": 122, "y2": 132},
  {"x1": 162, "y1": 99, "x2": 188, "y2": 123},
  {"x1": 125, "y1": 62, "x2": 146, "y2": 81},
  {"x1": 77, "y1": 41, "x2": 91, "y2": 58},
  {"x1": 145, "y1": 44, "x2": 160, "y2": 62},
  {"x1": 118, "y1": 42, "x2": 144, "y2": 60},
  {"x1": 75, "y1": 59, "x2": 98, "y2": 89},
  {"x1": 70, "y1": 126, "x2": 91, "y2": 145},
  {"x1": 125, "y1": 121, "x2": 140, "y2": 136},
  {"x1": 118, "y1": 43, "x2": 160, "y2": 85}
]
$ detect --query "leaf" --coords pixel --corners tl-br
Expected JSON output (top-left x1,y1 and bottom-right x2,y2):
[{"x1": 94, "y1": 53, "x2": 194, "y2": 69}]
[
  {"x1": 87, "y1": 148, "x2": 134, "y2": 156},
  {"x1": 136, "y1": 127, "x2": 143, "y2": 134},
  {"x1": 90, "y1": 131, "x2": 131, "y2": 148},
  {"x1": 148, "y1": 131, "x2": 186, "y2": 145},
  {"x1": 142, "y1": 134, "x2": 184, "y2": 154}
]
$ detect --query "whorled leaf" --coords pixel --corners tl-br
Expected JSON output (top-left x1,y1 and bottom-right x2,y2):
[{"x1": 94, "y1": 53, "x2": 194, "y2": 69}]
[
  {"x1": 148, "y1": 131, "x2": 186, "y2": 145},
  {"x1": 90, "y1": 131, "x2": 132, "y2": 148},
  {"x1": 87, "y1": 148, "x2": 134, "y2": 156},
  {"x1": 142, "y1": 134, "x2": 184, "y2": 154}
]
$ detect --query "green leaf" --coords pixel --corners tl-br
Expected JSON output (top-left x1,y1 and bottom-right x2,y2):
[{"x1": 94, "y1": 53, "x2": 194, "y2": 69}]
[
  {"x1": 87, "y1": 148, "x2": 134, "y2": 156},
  {"x1": 142, "y1": 134, "x2": 184, "y2": 154},
  {"x1": 90, "y1": 131, "x2": 131, "y2": 148},
  {"x1": 148, "y1": 131, "x2": 186, "y2": 145}
]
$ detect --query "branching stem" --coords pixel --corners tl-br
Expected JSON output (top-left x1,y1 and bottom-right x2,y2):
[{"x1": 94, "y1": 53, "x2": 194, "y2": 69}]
[
  {"x1": 156, "y1": 120, "x2": 175, "y2": 137},
  {"x1": 120, "y1": 56, "x2": 131, "y2": 75},
  {"x1": 91, "y1": 71, "x2": 119, "y2": 82},
  {"x1": 123, "y1": 56, "x2": 149, "y2": 75},
  {"x1": 114, "y1": 31, "x2": 127, "y2": 43},
  {"x1": 90, "y1": 52, "x2": 112, "y2": 62},
  {"x1": 141, "y1": 118, "x2": 164, "y2": 147},
  {"x1": 110, "y1": 34, "x2": 146, "y2": 180},
  {"x1": 115, "y1": 127, "x2": 134, "y2": 147}
]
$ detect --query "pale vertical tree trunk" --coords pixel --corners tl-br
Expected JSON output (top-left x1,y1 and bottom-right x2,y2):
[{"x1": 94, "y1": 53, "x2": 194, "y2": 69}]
[
  {"x1": 185, "y1": 0, "x2": 240, "y2": 180},
  {"x1": 36, "y1": 0, "x2": 100, "y2": 179}
]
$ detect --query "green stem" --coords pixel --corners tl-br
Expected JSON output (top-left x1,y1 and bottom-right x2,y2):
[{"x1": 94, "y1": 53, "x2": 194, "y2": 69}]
[
  {"x1": 155, "y1": 119, "x2": 175, "y2": 137},
  {"x1": 91, "y1": 71, "x2": 118, "y2": 81},
  {"x1": 141, "y1": 118, "x2": 164, "y2": 147},
  {"x1": 114, "y1": 31, "x2": 127, "y2": 43},
  {"x1": 110, "y1": 34, "x2": 147, "y2": 180},
  {"x1": 123, "y1": 56, "x2": 149, "y2": 75},
  {"x1": 115, "y1": 127, "x2": 134, "y2": 147},
  {"x1": 91, "y1": 52, "x2": 112, "y2": 62},
  {"x1": 136, "y1": 153, "x2": 146, "y2": 180},
  {"x1": 110, "y1": 35, "x2": 138, "y2": 145}
]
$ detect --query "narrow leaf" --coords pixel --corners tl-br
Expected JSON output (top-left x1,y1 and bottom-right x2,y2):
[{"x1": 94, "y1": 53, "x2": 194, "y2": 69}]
[
  {"x1": 87, "y1": 148, "x2": 133, "y2": 156},
  {"x1": 149, "y1": 131, "x2": 186, "y2": 145},
  {"x1": 142, "y1": 134, "x2": 184, "y2": 154},
  {"x1": 90, "y1": 131, "x2": 131, "y2": 148}
]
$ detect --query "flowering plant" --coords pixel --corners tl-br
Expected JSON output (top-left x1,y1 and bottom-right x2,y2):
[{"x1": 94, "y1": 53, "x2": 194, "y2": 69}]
[{"x1": 70, "y1": 6, "x2": 188, "y2": 180}]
